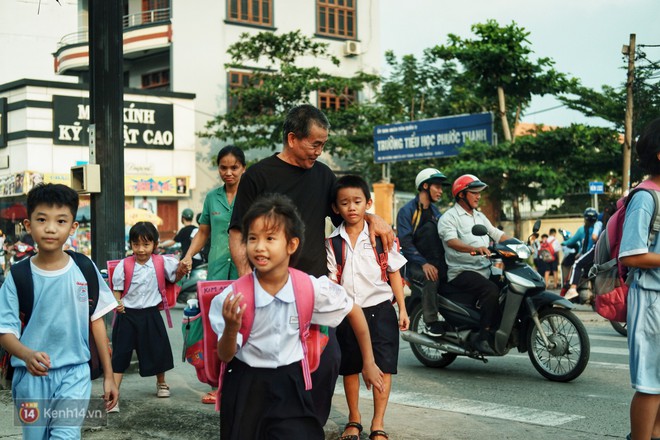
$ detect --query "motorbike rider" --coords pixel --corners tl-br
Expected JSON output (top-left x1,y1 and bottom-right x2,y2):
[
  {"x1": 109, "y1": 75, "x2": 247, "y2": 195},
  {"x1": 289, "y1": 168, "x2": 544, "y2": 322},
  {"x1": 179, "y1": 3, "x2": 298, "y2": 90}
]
[
  {"x1": 396, "y1": 168, "x2": 449, "y2": 337},
  {"x1": 437, "y1": 174, "x2": 510, "y2": 354},
  {"x1": 562, "y1": 207, "x2": 600, "y2": 301},
  {"x1": 159, "y1": 208, "x2": 198, "y2": 265}
]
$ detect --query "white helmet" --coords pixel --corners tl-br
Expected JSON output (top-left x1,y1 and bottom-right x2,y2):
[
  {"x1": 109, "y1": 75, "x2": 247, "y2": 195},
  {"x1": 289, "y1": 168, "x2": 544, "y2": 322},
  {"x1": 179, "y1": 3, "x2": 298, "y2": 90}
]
[{"x1": 415, "y1": 168, "x2": 448, "y2": 191}]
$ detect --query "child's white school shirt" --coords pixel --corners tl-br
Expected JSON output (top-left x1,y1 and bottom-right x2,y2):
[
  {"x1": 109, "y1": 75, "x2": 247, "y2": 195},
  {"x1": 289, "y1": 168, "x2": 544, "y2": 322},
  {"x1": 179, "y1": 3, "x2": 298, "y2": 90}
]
[
  {"x1": 0, "y1": 257, "x2": 116, "y2": 369},
  {"x1": 326, "y1": 222, "x2": 407, "y2": 308},
  {"x1": 208, "y1": 272, "x2": 353, "y2": 368},
  {"x1": 111, "y1": 255, "x2": 178, "y2": 309}
]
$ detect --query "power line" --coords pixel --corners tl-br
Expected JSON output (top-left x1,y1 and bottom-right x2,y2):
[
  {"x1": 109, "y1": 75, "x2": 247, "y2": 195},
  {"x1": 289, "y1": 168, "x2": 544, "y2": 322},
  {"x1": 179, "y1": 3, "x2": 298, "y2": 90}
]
[{"x1": 524, "y1": 104, "x2": 566, "y2": 116}]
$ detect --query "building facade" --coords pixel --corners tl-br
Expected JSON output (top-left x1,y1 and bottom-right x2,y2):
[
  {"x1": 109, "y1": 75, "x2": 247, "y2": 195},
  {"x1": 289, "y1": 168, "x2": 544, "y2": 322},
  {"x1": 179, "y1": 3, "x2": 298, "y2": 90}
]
[{"x1": 0, "y1": 0, "x2": 381, "y2": 250}]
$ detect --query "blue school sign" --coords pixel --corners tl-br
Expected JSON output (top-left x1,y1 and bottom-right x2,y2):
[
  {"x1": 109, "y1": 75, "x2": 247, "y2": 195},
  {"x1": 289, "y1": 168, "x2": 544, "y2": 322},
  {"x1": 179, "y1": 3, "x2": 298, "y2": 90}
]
[{"x1": 373, "y1": 112, "x2": 494, "y2": 163}]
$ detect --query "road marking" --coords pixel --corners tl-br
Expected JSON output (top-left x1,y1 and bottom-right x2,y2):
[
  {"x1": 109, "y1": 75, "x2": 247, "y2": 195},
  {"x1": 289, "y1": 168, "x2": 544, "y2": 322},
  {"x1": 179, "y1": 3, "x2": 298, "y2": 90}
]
[
  {"x1": 588, "y1": 334, "x2": 627, "y2": 343},
  {"x1": 335, "y1": 388, "x2": 584, "y2": 426},
  {"x1": 591, "y1": 346, "x2": 629, "y2": 356}
]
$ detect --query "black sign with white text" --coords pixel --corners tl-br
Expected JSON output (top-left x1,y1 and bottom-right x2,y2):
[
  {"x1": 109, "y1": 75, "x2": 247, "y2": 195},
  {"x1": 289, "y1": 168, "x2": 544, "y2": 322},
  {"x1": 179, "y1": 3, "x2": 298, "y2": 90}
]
[{"x1": 52, "y1": 95, "x2": 174, "y2": 149}]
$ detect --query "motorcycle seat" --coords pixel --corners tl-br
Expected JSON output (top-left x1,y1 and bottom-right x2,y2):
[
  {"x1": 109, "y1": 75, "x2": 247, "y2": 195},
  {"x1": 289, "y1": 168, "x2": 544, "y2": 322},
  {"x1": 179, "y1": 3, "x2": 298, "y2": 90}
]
[{"x1": 436, "y1": 283, "x2": 481, "y2": 322}]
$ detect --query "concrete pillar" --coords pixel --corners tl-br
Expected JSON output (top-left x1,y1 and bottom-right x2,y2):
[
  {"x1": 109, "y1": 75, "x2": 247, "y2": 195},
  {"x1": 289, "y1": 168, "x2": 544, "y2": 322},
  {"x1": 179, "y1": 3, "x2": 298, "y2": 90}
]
[{"x1": 373, "y1": 182, "x2": 395, "y2": 226}]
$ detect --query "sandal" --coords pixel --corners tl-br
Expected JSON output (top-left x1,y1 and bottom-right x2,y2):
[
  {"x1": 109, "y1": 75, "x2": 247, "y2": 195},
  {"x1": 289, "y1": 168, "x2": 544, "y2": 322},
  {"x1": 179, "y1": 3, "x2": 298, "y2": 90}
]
[
  {"x1": 369, "y1": 430, "x2": 389, "y2": 439},
  {"x1": 201, "y1": 390, "x2": 217, "y2": 404},
  {"x1": 338, "y1": 421, "x2": 363, "y2": 440}
]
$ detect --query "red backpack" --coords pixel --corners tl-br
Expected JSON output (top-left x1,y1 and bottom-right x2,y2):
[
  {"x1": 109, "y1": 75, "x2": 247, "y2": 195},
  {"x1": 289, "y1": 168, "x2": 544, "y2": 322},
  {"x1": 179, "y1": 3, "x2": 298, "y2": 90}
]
[
  {"x1": 107, "y1": 254, "x2": 179, "y2": 328},
  {"x1": 197, "y1": 268, "x2": 328, "y2": 410},
  {"x1": 539, "y1": 240, "x2": 556, "y2": 263},
  {"x1": 589, "y1": 180, "x2": 660, "y2": 322}
]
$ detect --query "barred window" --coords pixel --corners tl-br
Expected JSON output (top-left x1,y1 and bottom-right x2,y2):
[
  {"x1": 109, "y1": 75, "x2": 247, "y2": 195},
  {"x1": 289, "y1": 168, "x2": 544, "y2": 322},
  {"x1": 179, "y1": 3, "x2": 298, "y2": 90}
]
[
  {"x1": 318, "y1": 87, "x2": 356, "y2": 111},
  {"x1": 317, "y1": 0, "x2": 356, "y2": 39},
  {"x1": 141, "y1": 69, "x2": 170, "y2": 90},
  {"x1": 228, "y1": 71, "x2": 255, "y2": 110},
  {"x1": 228, "y1": 0, "x2": 273, "y2": 26}
]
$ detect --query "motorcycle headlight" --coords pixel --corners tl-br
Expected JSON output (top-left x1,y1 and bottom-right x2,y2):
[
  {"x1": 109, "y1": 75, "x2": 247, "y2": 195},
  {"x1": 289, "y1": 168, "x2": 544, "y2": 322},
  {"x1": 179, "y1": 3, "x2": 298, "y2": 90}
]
[{"x1": 506, "y1": 243, "x2": 531, "y2": 260}]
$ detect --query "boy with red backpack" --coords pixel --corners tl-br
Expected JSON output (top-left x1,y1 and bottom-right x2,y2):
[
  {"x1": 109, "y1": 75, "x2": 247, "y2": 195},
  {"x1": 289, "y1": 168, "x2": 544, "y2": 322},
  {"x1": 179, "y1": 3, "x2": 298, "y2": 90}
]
[
  {"x1": 326, "y1": 175, "x2": 409, "y2": 440},
  {"x1": 110, "y1": 222, "x2": 185, "y2": 412},
  {"x1": 619, "y1": 118, "x2": 660, "y2": 440}
]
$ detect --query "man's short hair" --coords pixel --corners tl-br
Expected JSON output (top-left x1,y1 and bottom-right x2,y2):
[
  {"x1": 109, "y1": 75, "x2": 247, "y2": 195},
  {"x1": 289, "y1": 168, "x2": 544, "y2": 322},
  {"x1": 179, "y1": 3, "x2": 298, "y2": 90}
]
[
  {"x1": 549, "y1": 228, "x2": 557, "y2": 234},
  {"x1": 282, "y1": 104, "x2": 330, "y2": 145}
]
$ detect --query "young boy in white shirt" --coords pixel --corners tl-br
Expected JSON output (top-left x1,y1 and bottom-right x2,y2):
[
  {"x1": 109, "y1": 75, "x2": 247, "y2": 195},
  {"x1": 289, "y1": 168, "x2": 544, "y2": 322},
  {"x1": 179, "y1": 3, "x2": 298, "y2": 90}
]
[{"x1": 326, "y1": 175, "x2": 409, "y2": 440}]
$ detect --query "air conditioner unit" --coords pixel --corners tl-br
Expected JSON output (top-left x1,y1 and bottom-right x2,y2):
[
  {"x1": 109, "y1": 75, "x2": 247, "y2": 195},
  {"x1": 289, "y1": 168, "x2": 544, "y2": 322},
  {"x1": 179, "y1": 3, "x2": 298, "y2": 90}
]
[{"x1": 343, "y1": 40, "x2": 360, "y2": 57}]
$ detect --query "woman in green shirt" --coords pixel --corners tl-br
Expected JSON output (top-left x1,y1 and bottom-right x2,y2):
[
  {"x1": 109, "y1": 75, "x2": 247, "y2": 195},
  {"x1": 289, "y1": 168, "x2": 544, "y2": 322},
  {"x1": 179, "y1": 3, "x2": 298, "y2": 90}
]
[
  {"x1": 181, "y1": 146, "x2": 245, "y2": 404},
  {"x1": 183, "y1": 145, "x2": 245, "y2": 280}
]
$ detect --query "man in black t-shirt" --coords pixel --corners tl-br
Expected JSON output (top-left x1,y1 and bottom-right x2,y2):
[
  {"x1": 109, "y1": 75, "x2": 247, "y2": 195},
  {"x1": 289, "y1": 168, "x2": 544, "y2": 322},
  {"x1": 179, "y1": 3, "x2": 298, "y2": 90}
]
[
  {"x1": 160, "y1": 208, "x2": 196, "y2": 262},
  {"x1": 228, "y1": 104, "x2": 393, "y2": 426}
]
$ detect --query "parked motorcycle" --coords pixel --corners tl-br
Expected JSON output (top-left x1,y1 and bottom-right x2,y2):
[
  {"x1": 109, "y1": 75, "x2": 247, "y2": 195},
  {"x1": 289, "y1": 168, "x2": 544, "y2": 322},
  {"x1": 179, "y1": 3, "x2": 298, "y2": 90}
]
[
  {"x1": 10, "y1": 242, "x2": 36, "y2": 267},
  {"x1": 177, "y1": 263, "x2": 208, "y2": 304},
  {"x1": 402, "y1": 221, "x2": 590, "y2": 382}
]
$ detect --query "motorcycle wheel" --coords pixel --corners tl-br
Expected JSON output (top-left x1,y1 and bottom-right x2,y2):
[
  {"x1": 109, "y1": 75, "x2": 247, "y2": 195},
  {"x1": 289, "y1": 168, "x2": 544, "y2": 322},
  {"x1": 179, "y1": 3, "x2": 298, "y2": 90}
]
[
  {"x1": 408, "y1": 303, "x2": 458, "y2": 368},
  {"x1": 610, "y1": 320, "x2": 627, "y2": 337},
  {"x1": 527, "y1": 308, "x2": 590, "y2": 382}
]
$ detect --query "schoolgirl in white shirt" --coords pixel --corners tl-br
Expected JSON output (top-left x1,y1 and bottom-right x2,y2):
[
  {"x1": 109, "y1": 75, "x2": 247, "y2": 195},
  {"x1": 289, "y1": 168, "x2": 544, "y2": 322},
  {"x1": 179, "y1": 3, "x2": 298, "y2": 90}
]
[{"x1": 209, "y1": 193, "x2": 383, "y2": 440}]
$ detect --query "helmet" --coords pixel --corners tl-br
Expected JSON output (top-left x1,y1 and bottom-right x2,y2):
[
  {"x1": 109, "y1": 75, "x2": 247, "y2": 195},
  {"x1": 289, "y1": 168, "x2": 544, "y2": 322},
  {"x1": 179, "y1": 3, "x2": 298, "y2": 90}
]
[
  {"x1": 451, "y1": 174, "x2": 488, "y2": 199},
  {"x1": 583, "y1": 207, "x2": 598, "y2": 222},
  {"x1": 181, "y1": 208, "x2": 194, "y2": 220},
  {"x1": 415, "y1": 168, "x2": 447, "y2": 191}
]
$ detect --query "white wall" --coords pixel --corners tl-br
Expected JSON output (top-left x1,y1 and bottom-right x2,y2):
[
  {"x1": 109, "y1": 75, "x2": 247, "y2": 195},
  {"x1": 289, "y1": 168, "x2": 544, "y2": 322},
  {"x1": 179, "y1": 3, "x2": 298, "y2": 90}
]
[{"x1": 0, "y1": 0, "x2": 79, "y2": 84}]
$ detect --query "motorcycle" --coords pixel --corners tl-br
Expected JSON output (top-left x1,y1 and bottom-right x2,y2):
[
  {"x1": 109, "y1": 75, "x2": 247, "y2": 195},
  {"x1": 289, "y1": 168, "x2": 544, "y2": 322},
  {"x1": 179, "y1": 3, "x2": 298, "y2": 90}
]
[
  {"x1": 177, "y1": 263, "x2": 208, "y2": 304},
  {"x1": 10, "y1": 242, "x2": 36, "y2": 267},
  {"x1": 401, "y1": 221, "x2": 590, "y2": 382}
]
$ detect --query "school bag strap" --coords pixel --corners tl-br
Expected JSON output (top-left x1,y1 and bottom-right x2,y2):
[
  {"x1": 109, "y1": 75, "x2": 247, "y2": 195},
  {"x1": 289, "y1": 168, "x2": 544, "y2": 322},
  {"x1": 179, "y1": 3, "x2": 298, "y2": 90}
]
[
  {"x1": 329, "y1": 235, "x2": 390, "y2": 283},
  {"x1": 119, "y1": 255, "x2": 173, "y2": 328}
]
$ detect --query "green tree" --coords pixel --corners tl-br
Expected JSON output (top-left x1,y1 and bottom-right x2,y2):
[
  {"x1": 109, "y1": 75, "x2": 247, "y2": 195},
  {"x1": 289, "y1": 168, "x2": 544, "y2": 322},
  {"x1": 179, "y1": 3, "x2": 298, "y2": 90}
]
[
  {"x1": 201, "y1": 30, "x2": 379, "y2": 156},
  {"x1": 440, "y1": 125, "x2": 622, "y2": 234},
  {"x1": 428, "y1": 20, "x2": 578, "y2": 143}
]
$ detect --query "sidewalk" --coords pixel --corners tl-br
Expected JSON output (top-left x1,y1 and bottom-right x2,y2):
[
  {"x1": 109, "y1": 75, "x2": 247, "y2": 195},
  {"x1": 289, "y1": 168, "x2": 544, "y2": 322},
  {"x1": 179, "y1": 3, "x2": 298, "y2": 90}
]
[{"x1": 0, "y1": 304, "x2": 610, "y2": 440}]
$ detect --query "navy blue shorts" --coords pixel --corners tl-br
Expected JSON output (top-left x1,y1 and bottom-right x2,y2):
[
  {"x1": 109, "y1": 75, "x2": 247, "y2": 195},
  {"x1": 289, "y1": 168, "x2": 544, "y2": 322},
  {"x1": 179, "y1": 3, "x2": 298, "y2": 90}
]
[
  {"x1": 111, "y1": 306, "x2": 174, "y2": 377},
  {"x1": 336, "y1": 300, "x2": 399, "y2": 375}
]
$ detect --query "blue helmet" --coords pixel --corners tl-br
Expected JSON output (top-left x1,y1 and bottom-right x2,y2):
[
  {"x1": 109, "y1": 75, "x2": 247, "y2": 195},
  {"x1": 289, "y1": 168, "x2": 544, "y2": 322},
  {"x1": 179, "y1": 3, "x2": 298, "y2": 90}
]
[{"x1": 584, "y1": 207, "x2": 598, "y2": 222}]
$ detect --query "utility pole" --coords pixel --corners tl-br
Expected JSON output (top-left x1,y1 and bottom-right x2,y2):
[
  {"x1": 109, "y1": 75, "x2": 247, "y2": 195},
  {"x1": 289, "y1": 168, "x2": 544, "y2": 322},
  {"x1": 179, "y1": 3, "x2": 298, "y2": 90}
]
[
  {"x1": 622, "y1": 33, "x2": 636, "y2": 193},
  {"x1": 89, "y1": 0, "x2": 125, "y2": 268}
]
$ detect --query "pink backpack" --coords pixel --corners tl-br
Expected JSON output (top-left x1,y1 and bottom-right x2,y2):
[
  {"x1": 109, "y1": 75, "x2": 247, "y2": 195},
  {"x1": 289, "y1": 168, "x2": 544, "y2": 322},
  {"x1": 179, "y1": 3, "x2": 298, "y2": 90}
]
[
  {"x1": 107, "y1": 254, "x2": 179, "y2": 328},
  {"x1": 197, "y1": 268, "x2": 328, "y2": 411},
  {"x1": 589, "y1": 180, "x2": 660, "y2": 322}
]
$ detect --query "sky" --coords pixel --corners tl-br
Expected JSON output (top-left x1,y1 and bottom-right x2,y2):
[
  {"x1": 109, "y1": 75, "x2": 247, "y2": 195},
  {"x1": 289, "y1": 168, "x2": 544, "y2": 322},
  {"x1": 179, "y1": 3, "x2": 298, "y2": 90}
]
[{"x1": 379, "y1": 0, "x2": 659, "y2": 128}]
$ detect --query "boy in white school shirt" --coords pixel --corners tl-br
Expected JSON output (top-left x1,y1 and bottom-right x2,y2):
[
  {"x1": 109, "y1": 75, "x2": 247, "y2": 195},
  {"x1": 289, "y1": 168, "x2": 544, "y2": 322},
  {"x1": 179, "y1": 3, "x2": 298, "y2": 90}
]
[{"x1": 326, "y1": 175, "x2": 409, "y2": 440}]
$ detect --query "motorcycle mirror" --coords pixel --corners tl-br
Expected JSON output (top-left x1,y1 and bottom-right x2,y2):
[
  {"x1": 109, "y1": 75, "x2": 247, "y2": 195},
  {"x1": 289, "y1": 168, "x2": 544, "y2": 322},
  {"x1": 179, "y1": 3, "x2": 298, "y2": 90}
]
[
  {"x1": 532, "y1": 220, "x2": 541, "y2": 233},
  {"x1": 471, "y1": 224, "x2": 488, "y2": 236}
]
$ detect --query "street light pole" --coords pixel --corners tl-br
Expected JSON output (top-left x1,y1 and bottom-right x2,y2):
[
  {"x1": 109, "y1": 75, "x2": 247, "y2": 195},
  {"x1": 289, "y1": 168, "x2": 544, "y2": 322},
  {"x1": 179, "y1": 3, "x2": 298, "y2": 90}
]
[
  {"x1": 88, "y1": 0, "x2": 125, "y2": 268},
  {"x1": 622, "y1": 33, "x2": 636, "y2": 193}
]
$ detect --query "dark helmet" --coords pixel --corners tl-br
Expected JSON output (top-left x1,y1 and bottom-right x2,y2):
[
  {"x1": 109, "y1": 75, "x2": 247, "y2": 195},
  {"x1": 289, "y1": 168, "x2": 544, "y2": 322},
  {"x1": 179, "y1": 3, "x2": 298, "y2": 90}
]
[
  {"x1": 451, "y1": 174, "x2": 488, "y2": 199},
  {"x1": 583, "y1": 207, "x2": 598, "y2": 222},
  {"x1": 181, "y1": 208, "x2": 194, "y2": 220}
]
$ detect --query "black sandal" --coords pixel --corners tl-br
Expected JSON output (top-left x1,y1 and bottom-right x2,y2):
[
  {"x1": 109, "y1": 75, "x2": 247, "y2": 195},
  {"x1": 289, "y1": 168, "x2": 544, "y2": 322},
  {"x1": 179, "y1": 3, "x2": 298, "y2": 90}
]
[
  {"x1": 338, "y1": 422, "x2": 363, "y2": 440},
  {"x1": 369, "y1": 430, "x2": 389, "y2": 439}
]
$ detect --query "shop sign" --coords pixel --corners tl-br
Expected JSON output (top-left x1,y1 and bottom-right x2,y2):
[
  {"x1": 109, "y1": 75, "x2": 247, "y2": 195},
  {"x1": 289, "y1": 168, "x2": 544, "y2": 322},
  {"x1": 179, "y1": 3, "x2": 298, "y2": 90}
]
[
  {"x1": 52, "y1": 95, "x2": 174, "y2": 150},
  {"x1": 125, "y1": 175, "x2": 189, "y2": 197}
]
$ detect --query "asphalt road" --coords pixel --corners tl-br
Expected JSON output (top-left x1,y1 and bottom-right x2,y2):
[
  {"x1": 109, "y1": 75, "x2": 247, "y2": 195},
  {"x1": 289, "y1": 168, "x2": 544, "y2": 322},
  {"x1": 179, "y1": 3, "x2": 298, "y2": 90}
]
[{"x1": 0, "y1": 305, "x2": 632, "y2": 439}]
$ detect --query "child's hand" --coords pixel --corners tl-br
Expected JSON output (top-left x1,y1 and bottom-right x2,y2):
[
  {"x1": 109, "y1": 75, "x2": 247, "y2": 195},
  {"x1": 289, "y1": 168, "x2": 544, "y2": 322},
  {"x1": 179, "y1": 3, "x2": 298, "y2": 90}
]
[
  {"x1": 399, "y1": 308, "x2": 410, "y2": 331},
  {"x1": 223, "y1": 293, "x2": 245, "y2": 333},
  {"x1": 103, "y1": 377, "x2": 119, "y2": 411},
  {"x1": 361, "y1": 361, "x2": 384, "y2": 393},
  {"x1": 24, "y1": 350, "x2": 51, "y2": 377},
  {"x1": 116, "y1": 299, "x2": 125, "y2": 314},
  {"x1": 177, "y1": 260, "x2": 191, "y2": 277}
]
